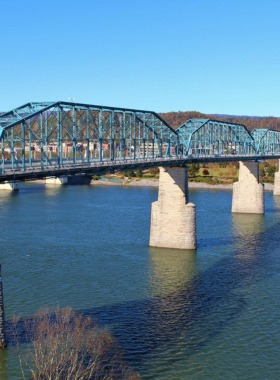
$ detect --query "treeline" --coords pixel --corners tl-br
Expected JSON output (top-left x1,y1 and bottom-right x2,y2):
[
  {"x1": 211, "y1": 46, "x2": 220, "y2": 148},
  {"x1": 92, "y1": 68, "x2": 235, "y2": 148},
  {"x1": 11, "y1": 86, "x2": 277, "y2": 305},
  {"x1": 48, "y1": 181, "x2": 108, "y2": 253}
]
[{"x1": 160, "y1": 111, "x2": 280, "y2": 131}]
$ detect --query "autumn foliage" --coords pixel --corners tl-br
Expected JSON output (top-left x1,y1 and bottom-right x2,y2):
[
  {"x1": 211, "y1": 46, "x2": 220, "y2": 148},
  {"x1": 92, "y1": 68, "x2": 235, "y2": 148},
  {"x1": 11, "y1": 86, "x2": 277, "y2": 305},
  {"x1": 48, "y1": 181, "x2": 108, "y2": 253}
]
[{"x1": 160, "y1": 111, "x2": 280, "y2": 131}]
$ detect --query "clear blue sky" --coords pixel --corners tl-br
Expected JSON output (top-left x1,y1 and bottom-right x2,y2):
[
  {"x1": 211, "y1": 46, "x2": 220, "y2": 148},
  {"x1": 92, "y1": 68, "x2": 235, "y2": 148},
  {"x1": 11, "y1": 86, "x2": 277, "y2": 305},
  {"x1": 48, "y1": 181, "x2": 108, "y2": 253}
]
[{"x1": 1, "y1": 0, "x2": 280, "y2": 116}]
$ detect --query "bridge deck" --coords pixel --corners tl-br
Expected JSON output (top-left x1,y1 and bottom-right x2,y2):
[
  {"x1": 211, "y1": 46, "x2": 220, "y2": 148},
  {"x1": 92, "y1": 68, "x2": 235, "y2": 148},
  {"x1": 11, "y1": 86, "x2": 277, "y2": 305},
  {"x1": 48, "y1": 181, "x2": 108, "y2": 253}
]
[{"x1": 0, "y1": 154, "x2": 278, "y2": 183}]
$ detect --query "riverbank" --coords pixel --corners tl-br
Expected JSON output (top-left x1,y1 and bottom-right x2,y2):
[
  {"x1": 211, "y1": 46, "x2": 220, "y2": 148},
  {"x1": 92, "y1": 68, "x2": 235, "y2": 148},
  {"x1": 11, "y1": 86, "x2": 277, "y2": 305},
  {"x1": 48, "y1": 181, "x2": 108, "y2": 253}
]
[
  {"x1": 91, "y1": 178, "x2": 275, "y2": 191},
  {"x1": 22, "y1": 177, "x2": 274, "y2": 191}
]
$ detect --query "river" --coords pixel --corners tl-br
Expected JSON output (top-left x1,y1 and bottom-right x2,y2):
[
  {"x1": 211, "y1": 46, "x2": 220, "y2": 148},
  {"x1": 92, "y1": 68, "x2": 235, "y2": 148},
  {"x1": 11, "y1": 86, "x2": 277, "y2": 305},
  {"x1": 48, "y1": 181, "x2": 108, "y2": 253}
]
[{"x1": 0, "y1": 183, "x2": 280, "y2": 379}]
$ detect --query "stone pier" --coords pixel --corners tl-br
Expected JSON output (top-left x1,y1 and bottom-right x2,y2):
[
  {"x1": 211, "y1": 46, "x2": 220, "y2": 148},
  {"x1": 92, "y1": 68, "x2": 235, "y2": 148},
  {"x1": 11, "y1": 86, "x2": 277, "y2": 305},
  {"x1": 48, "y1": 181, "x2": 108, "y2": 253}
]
[
  {"x1": 0, "y1": 181, "x2": 19, "y2": 191},
  {"x1": 273, "y1": 160, "x2": 280, "y2": 195},
  {"x1": 232, "y1": 161, "x2": 264, "y2": 214},
  {"x1": 0, "y1": 265, "x2": 6, "y2": 348},
  {"x1": 150, "y1": 166, "x2": 196, "y2": 250},
  {"x1": 45, "y1": 176, "x2": 68, "y2": 185}
]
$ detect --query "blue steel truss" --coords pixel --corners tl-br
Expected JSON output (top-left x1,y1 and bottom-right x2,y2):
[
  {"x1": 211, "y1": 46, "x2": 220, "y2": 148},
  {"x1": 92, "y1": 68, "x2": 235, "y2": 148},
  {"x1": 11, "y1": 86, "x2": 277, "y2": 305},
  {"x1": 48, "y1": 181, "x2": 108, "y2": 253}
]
[
  {"x1": 0, "y1": 101, "x2": 280, "y2": 181},
  {"x1": 251, "y1": 129, "x2": 280, "y2": 155},
  {"x1": 176, "y1": 119, "x2": 255, "y2": 157},
  {"x1": 0, "y1": 101, "x2": 177, "y2": 174}
]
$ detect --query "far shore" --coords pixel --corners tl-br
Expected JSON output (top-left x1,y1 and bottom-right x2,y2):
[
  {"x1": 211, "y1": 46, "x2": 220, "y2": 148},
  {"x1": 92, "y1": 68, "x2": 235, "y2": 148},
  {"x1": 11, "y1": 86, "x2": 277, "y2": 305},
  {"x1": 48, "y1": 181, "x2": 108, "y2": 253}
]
[
  {"x1": 91, "y1": 178, "x2": 275, "y2": 191},
  {"x1": 20, "y1": 176, "x2": 274, "y2": 191}
]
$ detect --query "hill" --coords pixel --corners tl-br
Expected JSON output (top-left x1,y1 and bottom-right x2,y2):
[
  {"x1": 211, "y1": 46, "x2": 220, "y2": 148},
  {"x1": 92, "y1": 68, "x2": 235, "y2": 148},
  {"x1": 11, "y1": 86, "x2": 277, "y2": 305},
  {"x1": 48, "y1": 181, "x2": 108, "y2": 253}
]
[{"x1": 159, "y1": 111, "x2": 280, "y2": 131}]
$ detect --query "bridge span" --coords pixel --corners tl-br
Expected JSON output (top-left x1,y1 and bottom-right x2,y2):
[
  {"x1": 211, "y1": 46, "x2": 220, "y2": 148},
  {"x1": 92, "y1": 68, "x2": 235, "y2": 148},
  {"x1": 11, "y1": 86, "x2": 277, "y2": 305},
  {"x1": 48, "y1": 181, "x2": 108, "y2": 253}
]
[
  {"x1": 1, "y1": 101, "x2": 280, "y2": 182},
  {"x1": 1, "y1": 101, "x2": 280, "y2": 250}
]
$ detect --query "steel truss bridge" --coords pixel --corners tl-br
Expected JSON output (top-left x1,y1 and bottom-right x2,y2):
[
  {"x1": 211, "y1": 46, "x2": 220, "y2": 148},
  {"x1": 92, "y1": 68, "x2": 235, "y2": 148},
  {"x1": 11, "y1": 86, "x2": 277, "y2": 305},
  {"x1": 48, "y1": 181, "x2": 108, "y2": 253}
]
[{"x1": 0, "y1": 101, "x2": 280, "y2": 183}]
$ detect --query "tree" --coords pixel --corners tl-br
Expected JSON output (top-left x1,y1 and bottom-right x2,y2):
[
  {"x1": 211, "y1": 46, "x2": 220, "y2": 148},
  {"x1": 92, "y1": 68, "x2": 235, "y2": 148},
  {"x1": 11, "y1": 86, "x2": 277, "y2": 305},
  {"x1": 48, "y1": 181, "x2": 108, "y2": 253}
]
[
  {"x1": 148, "y1": 167, "x2": 159, "y2": 175},
  {"x1": 188, "y1": 164, "x2": 200, "y2": 177},
  {"x1": 13, "y1": 308, "x2": 140, "y2": 380},
  {"x1": 202, "y1": 169, "x2": 209, "y2": 176},
  {"x1": 136, "y1": 168, "x2": 143, "y2": 177},
  {"x1": 124, "y1": 170, "x2": 135, "y2": 178},
  {"x1": 267, "y1": 165, "x2": 277, "y2": 177},
  {"x1": 260, "y1": 167, "x2": 266, "y2": 177}
]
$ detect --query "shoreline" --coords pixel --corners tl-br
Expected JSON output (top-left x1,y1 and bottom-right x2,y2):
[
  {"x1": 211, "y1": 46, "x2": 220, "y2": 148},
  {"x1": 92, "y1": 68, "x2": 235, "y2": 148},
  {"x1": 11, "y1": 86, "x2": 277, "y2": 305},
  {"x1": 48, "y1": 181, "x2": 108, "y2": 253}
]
[
  {"x1": 20, "y1": 177, "x2": 274, "y2": 192},
  {"x1": 91, "y1": 178, "x2": 274, "y2": 191}
]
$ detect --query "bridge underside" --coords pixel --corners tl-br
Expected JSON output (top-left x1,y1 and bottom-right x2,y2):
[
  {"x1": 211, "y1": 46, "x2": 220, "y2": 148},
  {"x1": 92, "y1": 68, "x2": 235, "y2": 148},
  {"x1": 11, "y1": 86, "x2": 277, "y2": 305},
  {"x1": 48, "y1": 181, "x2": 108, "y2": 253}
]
[{"x1": 0, "y1": 155, "x2": 278, "y2": 183}]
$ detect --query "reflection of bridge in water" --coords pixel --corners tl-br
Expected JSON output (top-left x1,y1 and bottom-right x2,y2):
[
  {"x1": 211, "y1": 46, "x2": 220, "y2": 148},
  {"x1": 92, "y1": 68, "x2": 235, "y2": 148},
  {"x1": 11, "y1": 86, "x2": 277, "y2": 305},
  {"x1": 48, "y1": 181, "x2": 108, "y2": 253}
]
[{"x1": 1, "y1": 101, "x2": 280, "y2": 250}]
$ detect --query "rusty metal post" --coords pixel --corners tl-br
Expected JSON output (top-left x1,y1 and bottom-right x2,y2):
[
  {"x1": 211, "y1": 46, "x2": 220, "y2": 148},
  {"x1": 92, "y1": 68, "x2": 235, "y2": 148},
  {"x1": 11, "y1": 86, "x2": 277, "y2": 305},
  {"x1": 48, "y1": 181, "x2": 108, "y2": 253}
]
[{"x1": 0, "y1": 265, "x2": 7, "y2": 348}]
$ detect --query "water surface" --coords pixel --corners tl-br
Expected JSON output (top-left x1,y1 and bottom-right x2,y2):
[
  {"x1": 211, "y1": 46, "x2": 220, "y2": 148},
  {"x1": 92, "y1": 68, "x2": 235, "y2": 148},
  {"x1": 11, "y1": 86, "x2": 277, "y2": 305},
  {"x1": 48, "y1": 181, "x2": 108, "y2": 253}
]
[{"x1": 0, "y1": 183, "x2": 279, "y2": 379}]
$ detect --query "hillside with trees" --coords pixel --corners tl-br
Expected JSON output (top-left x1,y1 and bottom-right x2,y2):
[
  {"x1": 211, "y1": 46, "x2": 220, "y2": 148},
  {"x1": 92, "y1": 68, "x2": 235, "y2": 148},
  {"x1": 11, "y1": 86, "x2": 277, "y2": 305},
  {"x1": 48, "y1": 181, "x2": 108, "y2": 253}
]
[{"x1": 160, "y1": 111, "x2": 280, "y2": 131}]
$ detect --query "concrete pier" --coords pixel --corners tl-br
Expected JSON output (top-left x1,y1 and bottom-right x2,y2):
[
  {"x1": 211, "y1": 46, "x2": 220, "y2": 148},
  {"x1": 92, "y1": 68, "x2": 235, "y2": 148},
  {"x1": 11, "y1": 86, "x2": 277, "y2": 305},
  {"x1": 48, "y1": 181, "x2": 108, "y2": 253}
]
[
  {"x1": 232, "y1": 161, "x2": 264, "y2": 214},
  {"x1": 150, "y1": 166, "x2": 196, "y2": 250},
  {"x1": 0, "y1": 181, "x2": 19, "y2": 191},
  {"x1": 45, "y1": 176, "x2": 68, "y2": 185},
  {"x1": 273, "y1": 160, "x2": 280, "y2": 195},
  {"x1": 0, "y1": 265, "x2": 6, "y2": 348}
]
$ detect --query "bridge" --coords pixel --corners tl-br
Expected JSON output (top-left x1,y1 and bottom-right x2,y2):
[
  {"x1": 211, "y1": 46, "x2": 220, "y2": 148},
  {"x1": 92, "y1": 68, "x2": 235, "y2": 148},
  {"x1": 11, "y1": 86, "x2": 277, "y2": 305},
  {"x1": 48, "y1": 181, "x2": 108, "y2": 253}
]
[
  {"x1": 1, "y1": 101, "x2": 280, "y2": 182},
  {"x1": 1, "y1": 101, "x2": 280, "y2": 250}
]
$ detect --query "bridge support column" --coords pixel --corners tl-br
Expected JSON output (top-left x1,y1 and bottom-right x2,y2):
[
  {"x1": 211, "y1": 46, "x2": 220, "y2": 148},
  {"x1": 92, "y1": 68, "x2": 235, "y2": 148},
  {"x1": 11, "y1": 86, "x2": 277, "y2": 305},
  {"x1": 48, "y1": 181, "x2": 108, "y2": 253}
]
[
  {"x1": 0, "y1": 181, "x2": 19, "y2": 191},
  {"x1": 232, "y1": 161, "x2": 264, "y2": 214},
  {"x1": 45, "y1": 176, "x2": 68, "y2": 185},
  {"x1": 0, "y1": 265, "x2": 7, "y2": 348},
  {"x1": 273, "y1": 160, "x2": 280, "y2": 195},
  {"x1": 150, "y1": 166, "x2": 196, "y2": 250}
]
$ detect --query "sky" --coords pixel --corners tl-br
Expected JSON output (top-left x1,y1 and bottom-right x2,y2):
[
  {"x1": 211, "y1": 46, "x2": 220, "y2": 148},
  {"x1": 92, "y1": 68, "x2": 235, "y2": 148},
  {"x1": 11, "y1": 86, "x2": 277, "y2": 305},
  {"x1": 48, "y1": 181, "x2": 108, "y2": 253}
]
[{"x1": 1, "y1": 0, "x2": 280, "y2": 116}]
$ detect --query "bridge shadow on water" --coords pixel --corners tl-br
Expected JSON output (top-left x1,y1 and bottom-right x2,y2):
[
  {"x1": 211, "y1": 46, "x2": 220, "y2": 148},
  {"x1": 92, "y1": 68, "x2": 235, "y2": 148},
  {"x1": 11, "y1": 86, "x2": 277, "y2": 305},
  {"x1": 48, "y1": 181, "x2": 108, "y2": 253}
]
[
  {"x1": 5, "y1": 213, "x2": 280, "y2": 370},
  {"x1": 79, "y1": 215, "x2": 274, "y2": 367}
]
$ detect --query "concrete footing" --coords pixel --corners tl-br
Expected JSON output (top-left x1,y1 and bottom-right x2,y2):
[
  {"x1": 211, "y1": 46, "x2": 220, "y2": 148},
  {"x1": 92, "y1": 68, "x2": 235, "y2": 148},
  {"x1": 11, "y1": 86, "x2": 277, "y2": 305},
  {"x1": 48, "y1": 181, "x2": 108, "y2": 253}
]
[
  {"x1": 0, "y1": 265, "x2": 6, "y2": 348},
  {"x1": 150, "y1": 166, "x2": 196, "y2": 250},
  {"x1": 0, "y1": 181, "x2": 19, "y2": 191},
  {"x1": 232, "y1": 161, "x2": 264, "y2": 214},
  {"x1": 274, "y1": 160, "x2": 280, "y2": 195},
  {"x1": 45, "y1": 176, "x2": 68, "y2": 185}
]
